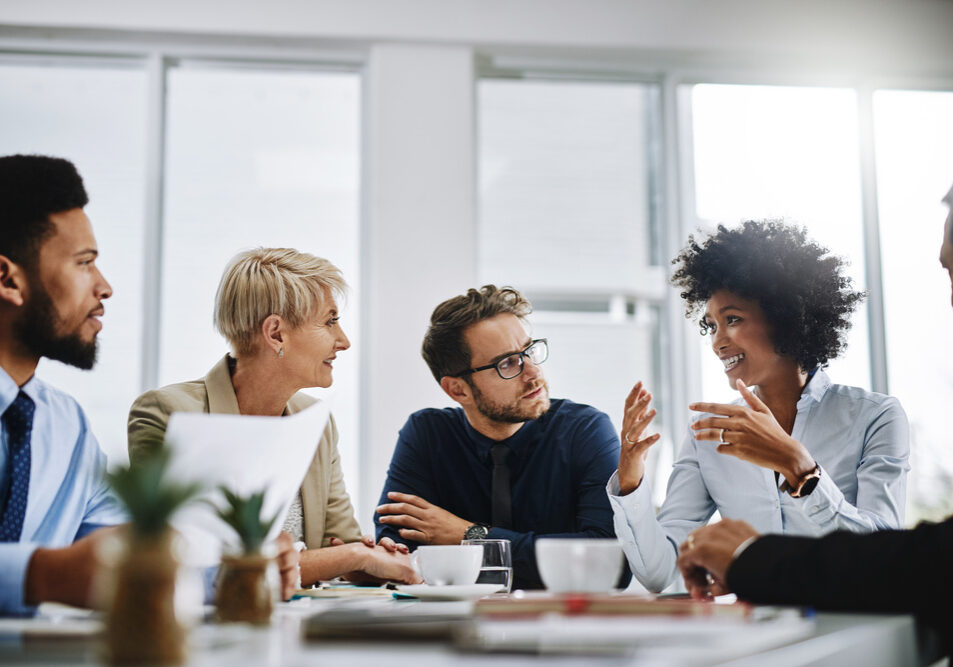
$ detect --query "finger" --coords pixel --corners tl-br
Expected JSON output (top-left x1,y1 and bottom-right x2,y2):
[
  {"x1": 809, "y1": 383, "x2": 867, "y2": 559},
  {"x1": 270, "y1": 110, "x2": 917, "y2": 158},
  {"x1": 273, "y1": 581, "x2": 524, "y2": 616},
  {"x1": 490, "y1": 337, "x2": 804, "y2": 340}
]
[
  {"x1": 632, "y1": 432, "x2": 661, "y2": 450},
  {"x1": 716, "y1": 443, "x2": 743, "y2": 457},
  {"x1": 693, "y1": 428, "x2": 727, "y2": 442},
  {"x1": 397, "y1": 528, "x2": 428, "y2": 543},
  {"x1": 387, "y1": 491, "x2": 430, "y2": 508},
  {"x1": 708, "y1": 580, "x2": 731, "y2": 597},
  {"x1": 378, "y1": 514, "x2": 426, "y2": 530},
  {"x1": 689, "y1": 402, "x2": 744, "y2": 417},
  {"x1": 275, "y1": 549, "x2": 299, "y2": 572},
  {"x1": 623, "y1": 381, "x2": 644, "y2": 411},
  {"x1": 624, "y1": 392, "x2": 653, "y2": 421},
  {"x1": 396, "y1": 543, "x2": 410, "y2": 554},
  {"x1": 328, "y1": 536, "x2": 346, "y2": 547},
  {"x1": 378, "y1": 537, "x2": 399, "y2": 552},
  {"x1": 736, "y1": 380, "x2": 768, "y2": 412},
  {"x1": 624, "y1": 410, "x2": 658, "y2": 445},
  {"x1": 376, "y1": 502, "x2": 426, "y2": 519},
  {"x1": 691, "y1": 416, "x2": 735, "y2": 432}
]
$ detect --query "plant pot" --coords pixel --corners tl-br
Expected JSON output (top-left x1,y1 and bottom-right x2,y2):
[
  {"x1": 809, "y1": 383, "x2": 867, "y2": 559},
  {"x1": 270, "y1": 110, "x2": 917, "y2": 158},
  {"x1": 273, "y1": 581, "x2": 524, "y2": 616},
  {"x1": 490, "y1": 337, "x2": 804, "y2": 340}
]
[
  {"x1": 105, "y1": 529, "x2": 185, "y2": 664},
  {"x1": 216, "y1": 553, "x2": 274, "y2": 624}
]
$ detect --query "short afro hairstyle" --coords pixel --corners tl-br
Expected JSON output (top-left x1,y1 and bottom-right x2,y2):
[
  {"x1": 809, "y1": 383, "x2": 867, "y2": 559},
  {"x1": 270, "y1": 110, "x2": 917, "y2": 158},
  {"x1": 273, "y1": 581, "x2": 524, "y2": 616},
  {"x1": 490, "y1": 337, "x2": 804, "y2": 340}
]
[
  {"x1": 0, "y1": 154, "x2": 88, "y2": 270},
  {"x1": 670, "y1": 220, "x2": 865, "y2": 371}
]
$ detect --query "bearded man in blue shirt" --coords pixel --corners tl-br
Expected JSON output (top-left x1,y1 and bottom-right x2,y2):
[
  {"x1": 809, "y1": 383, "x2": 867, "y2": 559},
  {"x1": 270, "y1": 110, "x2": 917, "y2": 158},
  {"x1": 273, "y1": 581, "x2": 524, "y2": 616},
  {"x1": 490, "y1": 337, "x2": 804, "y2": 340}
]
[
  {"x1": 375, "y1": 285, "x2": 626, "y2": 590},
  {"x1": 0, "y1": 154, "x2": 125, "y2": 614},
  {"x1": 0, "y1": 155, "x2": 302, "y2": 614}
]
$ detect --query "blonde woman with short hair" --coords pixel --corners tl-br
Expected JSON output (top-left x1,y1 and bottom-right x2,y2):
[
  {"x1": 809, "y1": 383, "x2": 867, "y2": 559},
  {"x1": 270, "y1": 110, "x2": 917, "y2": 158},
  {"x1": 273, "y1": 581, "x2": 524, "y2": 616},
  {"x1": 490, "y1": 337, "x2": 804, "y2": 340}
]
[{"x1": 128, "y1": 248, "x2": 421, "y2": 586}]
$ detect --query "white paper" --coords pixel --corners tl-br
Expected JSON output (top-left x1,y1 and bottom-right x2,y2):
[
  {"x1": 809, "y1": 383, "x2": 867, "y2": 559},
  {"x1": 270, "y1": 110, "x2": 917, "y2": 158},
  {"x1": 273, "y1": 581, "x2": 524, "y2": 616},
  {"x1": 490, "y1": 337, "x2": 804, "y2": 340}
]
[{"x1": 164, "y1": 400, "x2": 330, "y2": 567}]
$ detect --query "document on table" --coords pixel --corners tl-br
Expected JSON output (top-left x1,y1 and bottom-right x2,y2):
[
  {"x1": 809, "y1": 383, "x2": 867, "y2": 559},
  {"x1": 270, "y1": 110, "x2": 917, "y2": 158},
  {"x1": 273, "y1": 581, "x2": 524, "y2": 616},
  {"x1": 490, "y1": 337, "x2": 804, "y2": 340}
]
[{"x1": 164, "y1": 400, "x2": 331, "y2": 567}]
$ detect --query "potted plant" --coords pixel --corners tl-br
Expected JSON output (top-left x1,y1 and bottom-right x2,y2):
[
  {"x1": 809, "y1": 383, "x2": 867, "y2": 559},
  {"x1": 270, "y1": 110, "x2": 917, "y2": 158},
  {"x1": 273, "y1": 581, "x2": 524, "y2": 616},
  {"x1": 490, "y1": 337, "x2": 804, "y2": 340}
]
[
  {"x1": 213, "y1": 487, "x2": 281, "y2": 624},
  {"x1": 104, "y1": 446, "x2": 202, "y2": 665}
]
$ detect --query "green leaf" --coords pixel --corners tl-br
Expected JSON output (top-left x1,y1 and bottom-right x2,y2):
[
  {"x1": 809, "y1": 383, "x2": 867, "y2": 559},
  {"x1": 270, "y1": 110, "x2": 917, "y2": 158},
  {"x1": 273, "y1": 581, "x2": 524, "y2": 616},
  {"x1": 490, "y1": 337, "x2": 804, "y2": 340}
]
[
  {"x1": 214, "y1": 486, "x2": 280, "y2": 554},
  {"x1": 107, "y1": 447, "x2": 202, "y2": 538}
]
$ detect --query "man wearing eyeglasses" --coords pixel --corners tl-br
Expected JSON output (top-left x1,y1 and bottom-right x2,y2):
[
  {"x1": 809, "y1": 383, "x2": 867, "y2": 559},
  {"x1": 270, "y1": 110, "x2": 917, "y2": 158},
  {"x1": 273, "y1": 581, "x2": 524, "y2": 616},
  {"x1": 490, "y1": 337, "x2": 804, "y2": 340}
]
[{"x1": 374, "y1": 285, "x2": 625, "y2": 589}]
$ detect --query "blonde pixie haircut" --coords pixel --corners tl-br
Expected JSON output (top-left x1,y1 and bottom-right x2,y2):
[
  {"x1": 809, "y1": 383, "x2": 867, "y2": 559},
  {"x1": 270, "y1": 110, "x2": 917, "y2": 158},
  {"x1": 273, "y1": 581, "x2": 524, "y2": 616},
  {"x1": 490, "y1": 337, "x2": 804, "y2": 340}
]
[{"x1": 214, "y1": 247, "x2": 347, "y2": 356}]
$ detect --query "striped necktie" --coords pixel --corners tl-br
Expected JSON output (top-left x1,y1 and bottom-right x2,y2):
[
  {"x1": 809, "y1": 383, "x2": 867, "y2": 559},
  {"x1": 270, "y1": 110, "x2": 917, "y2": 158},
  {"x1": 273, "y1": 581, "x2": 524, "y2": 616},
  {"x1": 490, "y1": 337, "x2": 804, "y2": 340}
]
[{"x1": 0, "y1": 391, "x2": 35, "y2": 542}]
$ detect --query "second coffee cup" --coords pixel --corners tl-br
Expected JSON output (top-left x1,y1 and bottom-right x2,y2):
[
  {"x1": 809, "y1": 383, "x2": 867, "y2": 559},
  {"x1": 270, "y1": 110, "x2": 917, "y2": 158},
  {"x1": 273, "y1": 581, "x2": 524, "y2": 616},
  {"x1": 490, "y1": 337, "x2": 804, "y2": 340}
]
[{"x1": 412, "y1": 545, "x2": 483, "y2": 586}]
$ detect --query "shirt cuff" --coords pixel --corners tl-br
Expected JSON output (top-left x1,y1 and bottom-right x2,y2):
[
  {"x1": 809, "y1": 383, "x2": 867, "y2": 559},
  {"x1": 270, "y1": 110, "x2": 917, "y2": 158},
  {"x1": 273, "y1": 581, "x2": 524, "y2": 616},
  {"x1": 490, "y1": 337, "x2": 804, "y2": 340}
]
[
  {"x1": 606, "y1": 470, "x2": 652, "y2": 513},
  {"x1": 0, "y1": 542, "x2": 41, "y2": 616},
  {"x1": 786, "y1": 464, "x2": 843, "y2": 528},
  {"x1": 732, "y1": 536, "x2": 758, "y2": 561}
]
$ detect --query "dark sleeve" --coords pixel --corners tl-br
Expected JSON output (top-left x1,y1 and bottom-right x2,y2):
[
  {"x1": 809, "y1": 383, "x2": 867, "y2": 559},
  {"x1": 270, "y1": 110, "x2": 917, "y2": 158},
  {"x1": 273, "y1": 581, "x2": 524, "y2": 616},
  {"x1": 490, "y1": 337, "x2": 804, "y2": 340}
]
[
  {"x1": 373, "y1": 415, "x2": 438, "y2": 546},
  {"x1": 489, "y1": 410, "x2": 626, "y2": 589},
  {"x1": 727, "y1": 517, "x2": 953, "y2": 628}
]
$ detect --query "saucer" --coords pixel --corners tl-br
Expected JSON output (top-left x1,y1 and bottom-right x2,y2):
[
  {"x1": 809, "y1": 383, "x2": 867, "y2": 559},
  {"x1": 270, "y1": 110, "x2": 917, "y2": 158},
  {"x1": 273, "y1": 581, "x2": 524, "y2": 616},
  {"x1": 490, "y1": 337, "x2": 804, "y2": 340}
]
[{"x1": 395, "y1": 583, "x2": 503, "y2": 601}]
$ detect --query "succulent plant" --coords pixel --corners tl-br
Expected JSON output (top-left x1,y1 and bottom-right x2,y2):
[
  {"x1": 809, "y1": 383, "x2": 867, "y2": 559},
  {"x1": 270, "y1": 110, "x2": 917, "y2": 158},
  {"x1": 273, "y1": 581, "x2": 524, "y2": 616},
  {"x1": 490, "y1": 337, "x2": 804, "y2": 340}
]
[
  {"x1": 214, "y1": 487, "x2": 280, "y2": 555},
  {"x1": 108, "y1": 446, "x2": 203, "y2": 539}
]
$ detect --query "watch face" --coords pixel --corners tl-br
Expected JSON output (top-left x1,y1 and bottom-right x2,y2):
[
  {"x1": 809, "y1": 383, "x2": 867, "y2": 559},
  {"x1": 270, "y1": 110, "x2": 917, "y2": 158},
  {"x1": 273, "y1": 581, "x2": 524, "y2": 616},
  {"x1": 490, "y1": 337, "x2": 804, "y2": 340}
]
[
  {"x1": 464, "y1": 525, "x2": 489, "y2": 540},
  {"x1": 799, "y1": 474, "x2": 821, "y2": 497}
]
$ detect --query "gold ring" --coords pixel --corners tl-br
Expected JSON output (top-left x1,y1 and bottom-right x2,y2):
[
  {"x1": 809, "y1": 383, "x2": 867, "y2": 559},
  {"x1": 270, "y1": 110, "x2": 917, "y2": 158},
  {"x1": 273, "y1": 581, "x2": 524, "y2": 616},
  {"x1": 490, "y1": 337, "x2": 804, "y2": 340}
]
[
  {"x1": 624, "y1": 431, "x2": 635, "y2": 445},
  {"x1": 686, "y1": 535, "x2": 695, "y2": 550}
]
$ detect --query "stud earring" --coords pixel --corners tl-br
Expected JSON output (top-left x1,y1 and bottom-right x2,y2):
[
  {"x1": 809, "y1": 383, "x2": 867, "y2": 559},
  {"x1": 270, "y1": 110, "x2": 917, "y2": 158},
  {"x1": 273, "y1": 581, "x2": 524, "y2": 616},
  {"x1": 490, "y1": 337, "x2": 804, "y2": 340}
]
[{"x1": 278, "y1": 348, "x2": 284, "y2": 358}]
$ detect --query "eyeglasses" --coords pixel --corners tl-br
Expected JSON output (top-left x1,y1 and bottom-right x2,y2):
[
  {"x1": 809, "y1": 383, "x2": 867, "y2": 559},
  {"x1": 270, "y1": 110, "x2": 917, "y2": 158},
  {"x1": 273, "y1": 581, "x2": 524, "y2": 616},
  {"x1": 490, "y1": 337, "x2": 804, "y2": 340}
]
[{"x1": 456, "y1": 339, "x2": 549, "y2": 380}]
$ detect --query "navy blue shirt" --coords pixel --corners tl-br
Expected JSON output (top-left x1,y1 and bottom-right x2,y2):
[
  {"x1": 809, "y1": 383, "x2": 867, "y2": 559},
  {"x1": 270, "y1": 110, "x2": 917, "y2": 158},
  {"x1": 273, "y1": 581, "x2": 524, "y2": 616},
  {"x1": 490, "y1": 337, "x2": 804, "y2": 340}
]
[{"x1": 374, "y1": 398, "x2": 625, "y2": 589}]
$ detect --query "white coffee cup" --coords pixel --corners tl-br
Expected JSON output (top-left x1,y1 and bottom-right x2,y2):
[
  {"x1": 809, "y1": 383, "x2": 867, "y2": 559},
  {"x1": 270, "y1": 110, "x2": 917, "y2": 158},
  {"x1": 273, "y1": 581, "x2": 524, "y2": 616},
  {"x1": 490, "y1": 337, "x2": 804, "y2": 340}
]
[
  {"x1": 535, "y1": 538, "x2": 623, "y2": 593},
  {"x1": 412, "y1": 545, "x2": 483, "y2": 586}
]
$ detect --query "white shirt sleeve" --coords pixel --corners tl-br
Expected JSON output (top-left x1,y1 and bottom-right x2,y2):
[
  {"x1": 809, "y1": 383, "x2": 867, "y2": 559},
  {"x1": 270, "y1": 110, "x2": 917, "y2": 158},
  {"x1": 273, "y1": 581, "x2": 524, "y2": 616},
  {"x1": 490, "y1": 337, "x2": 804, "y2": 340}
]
[
  {"x1": 786, "y1": 396, "x2": 909, "y2": 532},
  {"x1": 607, "y1": 427, "x2": 717, "y2": 592}
]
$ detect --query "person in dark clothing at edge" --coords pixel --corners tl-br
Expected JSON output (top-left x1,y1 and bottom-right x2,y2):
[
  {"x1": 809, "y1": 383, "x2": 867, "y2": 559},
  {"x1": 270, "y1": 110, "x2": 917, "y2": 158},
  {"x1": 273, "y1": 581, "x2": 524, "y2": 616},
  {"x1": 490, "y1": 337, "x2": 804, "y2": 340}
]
[
  {"x1": 675, "y1": 182, "x2": 953, "y2": 656},
  {"x1": 374, "y1": 285, "x2": 628, "y2": 590}
]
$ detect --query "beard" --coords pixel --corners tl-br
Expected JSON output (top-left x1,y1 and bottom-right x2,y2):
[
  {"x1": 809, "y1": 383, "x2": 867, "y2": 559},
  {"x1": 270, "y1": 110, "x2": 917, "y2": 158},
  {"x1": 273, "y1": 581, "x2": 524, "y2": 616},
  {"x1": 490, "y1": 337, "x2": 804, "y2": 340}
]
[
  {"x1": 470, "y1": 379, "x2": 550, "y2": 424},
  {"x1": 14, "y1": 283, "x2": 98, "y2": 370}
]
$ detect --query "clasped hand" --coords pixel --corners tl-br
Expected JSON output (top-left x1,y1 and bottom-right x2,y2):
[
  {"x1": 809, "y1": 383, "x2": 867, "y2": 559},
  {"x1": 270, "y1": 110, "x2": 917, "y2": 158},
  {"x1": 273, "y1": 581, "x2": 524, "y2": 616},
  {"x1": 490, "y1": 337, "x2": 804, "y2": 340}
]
[
  {"x1": 376, "y1": 491, "x2": 470, "y2": 545},
  {"x1": 690, "y1": 379, "x2": 814, "y2": 484},
  {"x1": 676, "y1": 519, "x2": 759, "y2": 600}
]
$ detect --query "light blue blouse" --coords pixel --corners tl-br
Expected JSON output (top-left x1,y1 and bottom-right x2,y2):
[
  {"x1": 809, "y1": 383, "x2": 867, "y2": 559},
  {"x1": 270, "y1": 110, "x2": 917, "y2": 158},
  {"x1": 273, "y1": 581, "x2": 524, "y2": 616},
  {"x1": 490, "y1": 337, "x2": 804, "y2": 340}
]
[
  {"x1": 607, "y1": 370, "x2": 910, "y2": 593},
  {"x1": 0, "y1": 367, "x2": 125, "y2": 615}
]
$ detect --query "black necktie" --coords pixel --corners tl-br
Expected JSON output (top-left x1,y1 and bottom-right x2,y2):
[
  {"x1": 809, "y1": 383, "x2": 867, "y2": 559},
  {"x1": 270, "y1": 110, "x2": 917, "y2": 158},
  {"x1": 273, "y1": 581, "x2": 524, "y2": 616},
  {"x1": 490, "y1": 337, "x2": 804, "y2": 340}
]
[
  {"x1": 490, "y1": 443, "x2": 513, "y2": 530},
  {"x1": 0, "y1": 391, "x2": 35, "y2": 542}
]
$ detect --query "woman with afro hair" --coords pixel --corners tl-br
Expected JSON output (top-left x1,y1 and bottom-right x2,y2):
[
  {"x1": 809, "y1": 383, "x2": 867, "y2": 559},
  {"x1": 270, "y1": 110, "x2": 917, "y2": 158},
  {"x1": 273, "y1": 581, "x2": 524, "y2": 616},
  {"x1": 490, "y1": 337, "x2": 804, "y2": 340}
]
[{"x1": 607, "y1": 220, "x2": 910, "y2": 593}]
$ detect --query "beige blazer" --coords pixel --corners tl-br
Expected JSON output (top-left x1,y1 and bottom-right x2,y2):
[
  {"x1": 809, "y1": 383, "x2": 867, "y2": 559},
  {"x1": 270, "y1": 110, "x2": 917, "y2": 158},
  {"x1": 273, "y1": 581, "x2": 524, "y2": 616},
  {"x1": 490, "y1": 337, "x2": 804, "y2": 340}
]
[{"x1": 127, "y1": 355, "x2": 362, "y2": 549}]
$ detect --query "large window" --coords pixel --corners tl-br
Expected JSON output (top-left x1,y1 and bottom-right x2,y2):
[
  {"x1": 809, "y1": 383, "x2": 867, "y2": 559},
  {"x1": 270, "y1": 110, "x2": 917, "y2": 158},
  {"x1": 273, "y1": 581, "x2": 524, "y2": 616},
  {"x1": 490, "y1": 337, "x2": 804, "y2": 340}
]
[
  {"x1": 160, "y1": 64, "x2": 362, "y2": 497},
  {"x1": 0, "y1": 59, "x2": 148, "y2": 465},
  {"x1": 0, "y1": 58, "x2": 362, "y2": 505},
  {"x1": 478, "y1": 78, "x2": 668, "y2": 486},
  {"x1": 688, "y1": 84, "x2": 871, "y2": 403},
  {"x1": 875, "y1": 89, "x2": 953, "y2": 523}
]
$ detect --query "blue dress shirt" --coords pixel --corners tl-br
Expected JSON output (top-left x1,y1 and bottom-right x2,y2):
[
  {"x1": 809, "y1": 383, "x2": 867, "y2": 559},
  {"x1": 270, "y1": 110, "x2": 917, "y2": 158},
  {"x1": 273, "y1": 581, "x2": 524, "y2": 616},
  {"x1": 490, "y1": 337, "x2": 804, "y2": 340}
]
[
  {"x1": 608, "y1": 370, "x2": 910, "y2": 592},
  {"x1": 375, "y1": 399, "x2": 624, "y2": 590},
  {"x1": 0, "y1": 366, "x2": 126, "y2": 614}
]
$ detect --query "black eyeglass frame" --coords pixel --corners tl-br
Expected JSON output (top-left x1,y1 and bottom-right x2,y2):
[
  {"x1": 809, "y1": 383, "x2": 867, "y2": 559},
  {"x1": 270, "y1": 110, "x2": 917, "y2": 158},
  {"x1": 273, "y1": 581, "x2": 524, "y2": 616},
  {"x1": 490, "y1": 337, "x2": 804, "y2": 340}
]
[{"x1": 454, "y1": 338, "x2": 549, "y2": 380}]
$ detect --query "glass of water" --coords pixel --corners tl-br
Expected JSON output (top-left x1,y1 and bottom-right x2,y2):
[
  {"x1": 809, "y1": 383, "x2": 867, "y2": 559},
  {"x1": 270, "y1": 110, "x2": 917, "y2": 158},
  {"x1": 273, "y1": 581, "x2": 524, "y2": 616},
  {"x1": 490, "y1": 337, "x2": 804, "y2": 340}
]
[{"x1": 461, "y1": 538, "x2": 512, "y2": 593}]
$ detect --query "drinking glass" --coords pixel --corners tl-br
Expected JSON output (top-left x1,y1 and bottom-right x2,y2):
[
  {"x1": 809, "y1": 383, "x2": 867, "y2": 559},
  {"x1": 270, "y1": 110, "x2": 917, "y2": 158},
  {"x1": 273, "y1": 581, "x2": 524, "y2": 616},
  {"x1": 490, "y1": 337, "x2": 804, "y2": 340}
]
[{"x1": 461, "y1": 538, "x2": 512, "y2": 593}]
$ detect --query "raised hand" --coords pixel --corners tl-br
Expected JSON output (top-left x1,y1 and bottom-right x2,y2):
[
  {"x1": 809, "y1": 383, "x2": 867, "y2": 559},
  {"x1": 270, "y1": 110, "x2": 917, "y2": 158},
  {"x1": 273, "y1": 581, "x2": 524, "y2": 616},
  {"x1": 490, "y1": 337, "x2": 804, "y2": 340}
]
[
  {"x1": 617, "y1": 381, "x2": 660, "y2": 495},
  {"x1": 376, "y1": 492, "x2": 470, "y2": 545},
  {"x1": 690, "y1": 379, "x2": 815, "y2": 486}
]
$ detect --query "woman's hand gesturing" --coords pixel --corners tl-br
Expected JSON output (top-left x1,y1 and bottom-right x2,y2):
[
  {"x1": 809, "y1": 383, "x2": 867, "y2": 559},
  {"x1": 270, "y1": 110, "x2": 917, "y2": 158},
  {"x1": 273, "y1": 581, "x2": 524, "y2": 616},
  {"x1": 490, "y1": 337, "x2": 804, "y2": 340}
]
[
  {"x1": 617, "y1": 381, "x2": 660, "y2": 495},
  {"x1": 690, "y1": 379, "x2": 815, "y2": 485}
]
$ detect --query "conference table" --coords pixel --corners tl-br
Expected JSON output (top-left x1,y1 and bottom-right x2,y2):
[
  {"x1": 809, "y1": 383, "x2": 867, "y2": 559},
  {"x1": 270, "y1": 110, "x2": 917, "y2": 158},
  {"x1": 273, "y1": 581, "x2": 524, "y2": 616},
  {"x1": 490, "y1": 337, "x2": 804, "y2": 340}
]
[{"x1": 0, "y1": 592, "x2": 937, "y2": 666}]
